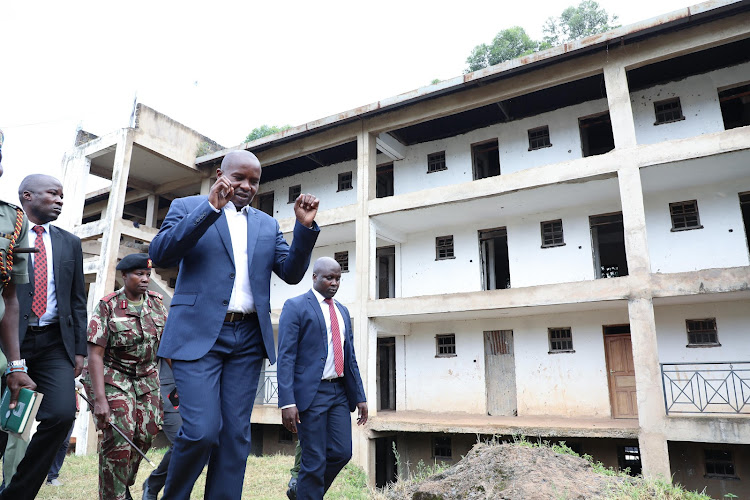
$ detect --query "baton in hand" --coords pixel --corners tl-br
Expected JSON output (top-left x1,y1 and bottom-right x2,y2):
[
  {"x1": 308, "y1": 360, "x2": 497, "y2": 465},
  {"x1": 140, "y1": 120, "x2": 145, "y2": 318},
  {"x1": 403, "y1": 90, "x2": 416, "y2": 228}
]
[{"x1": 76, "y1": 389, "x2": 156, "y2": 468}]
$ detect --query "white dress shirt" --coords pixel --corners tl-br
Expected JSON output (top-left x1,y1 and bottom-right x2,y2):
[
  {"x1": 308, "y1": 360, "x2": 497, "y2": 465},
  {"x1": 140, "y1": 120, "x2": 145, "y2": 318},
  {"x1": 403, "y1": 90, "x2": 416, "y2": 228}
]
[
  {"x1": 310, "y1": 287, "x2": 346, "y2": 380},
  {"x1": 210, "y1": 200, "x2": 255, "y2": 313},
  {"x1": 28, "y1": 223, "x2": 58, "y2": 326}
]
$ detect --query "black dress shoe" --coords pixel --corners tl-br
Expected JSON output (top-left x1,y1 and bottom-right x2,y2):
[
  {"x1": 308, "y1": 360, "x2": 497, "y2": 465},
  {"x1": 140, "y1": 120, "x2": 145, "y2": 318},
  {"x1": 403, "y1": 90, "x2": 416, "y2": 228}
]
[
  {"x1": 142, "y1": 480, "x2": 157, "y2": 500},
  {"x1": 286, "y1": 476, "x2": 297, "y2": 500}
]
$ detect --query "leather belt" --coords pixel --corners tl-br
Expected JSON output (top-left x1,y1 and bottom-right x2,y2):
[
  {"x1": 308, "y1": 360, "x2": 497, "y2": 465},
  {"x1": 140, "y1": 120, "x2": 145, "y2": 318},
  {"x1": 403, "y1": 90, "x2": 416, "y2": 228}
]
[
  {"x1": 322, "y1": 377, "x2": 344, "y2": 384},
  {"x1": 27, "y1": 323, "x2": 60, "y2": 332},
  {"x1": 224, "y1": 312, "x2": 257, "y2": 322}
]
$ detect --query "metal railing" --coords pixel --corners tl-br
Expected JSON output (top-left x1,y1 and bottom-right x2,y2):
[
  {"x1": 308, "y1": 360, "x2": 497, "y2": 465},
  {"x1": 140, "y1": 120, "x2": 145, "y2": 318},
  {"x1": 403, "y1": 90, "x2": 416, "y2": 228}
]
[
  {"x1": 254, "y1": 370, "x2": 278, "y2": 406},
  {"x1": 660, "y1": 362, "x2": 750, "y2": 415}
]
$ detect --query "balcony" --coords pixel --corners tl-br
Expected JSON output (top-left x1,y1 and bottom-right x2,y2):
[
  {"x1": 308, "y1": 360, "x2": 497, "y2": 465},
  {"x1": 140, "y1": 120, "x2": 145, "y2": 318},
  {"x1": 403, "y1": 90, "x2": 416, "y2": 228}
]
[
  {"x1": 255, "y1": 370, "x2": 278, "y2": 406},
  {"x1": 661, "y1": 362, "x2": 750, "y2": 415}
]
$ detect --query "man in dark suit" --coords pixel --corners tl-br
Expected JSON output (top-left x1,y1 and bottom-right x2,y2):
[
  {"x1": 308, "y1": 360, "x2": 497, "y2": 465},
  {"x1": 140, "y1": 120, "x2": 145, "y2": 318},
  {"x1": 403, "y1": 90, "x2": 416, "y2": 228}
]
[
  {"x1": 0, "y1": 174, "x2": 87, "y2": 500},
  {"x1": 149, "y1": 150, "x2": 319, "y2": 500},
  {"x1": 278, "y1": 257, "x2": 368, "y2": 500}
]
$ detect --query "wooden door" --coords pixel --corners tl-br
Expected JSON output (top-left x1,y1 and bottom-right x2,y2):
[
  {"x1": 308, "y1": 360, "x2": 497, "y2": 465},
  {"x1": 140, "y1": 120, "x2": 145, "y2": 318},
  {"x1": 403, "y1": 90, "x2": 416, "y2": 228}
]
[
  {"x1": 484, "y1": 330, "x2": 517, "y2": 416},
  {"x1": 604, "y1": 333, "x2": 638, "y2": 418}
]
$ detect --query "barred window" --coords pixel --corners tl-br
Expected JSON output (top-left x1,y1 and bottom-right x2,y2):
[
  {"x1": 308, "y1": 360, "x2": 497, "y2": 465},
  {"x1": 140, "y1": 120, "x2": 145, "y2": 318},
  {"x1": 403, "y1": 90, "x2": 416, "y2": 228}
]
[
  {"x1": 528, "y1": 126, "x2": 551, "y2": 150},
  {"x1": 334, "y1": 251, "x2": 349, "y2": 273},
  {"x1": 436, "y1": 334, "x2": 456, "y2": 357},
  {"x1": 288, "y1": 185, "x2": 301, "y2": 203},
  {"x1": 669, "y1": 200, "x2": 702, "y2": 231},
  {"x1": 686, "y1": 318, "x2": 719, "y2": 346},
  {"x1": 427, "y1": 151, "x2": 447, "y2": 173},
  {"x1": 433, "y1": 436, "x2": 452, "y2": 460},
  {"x1": 704, "y1": 449, "x2": 736, "y2": 478},
  {"x1": 337, "y1": 171, "x2": 353, "y2": 191},
  {"x1": 435, "y1": 235, "x2": 454, "y2": 260},
  {"x1": 541, "y1": 220, "x2": 564, "y2": 247},
  {"x1": 654, "y1": 98, "x2": 685, "y2": 125},
  {"x1": 257, "y1": 192, "x2": 274, "y2": 216},
  {"x1": 548, "y1": 327, "x2": 574, "y2": 352}
]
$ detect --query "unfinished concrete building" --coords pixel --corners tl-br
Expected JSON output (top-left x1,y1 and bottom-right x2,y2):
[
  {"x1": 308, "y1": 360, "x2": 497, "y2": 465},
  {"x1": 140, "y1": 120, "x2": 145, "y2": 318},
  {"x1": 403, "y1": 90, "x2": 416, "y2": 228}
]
[{"x1": 65, "y1": 1, "x2": 750, "y2": 497}]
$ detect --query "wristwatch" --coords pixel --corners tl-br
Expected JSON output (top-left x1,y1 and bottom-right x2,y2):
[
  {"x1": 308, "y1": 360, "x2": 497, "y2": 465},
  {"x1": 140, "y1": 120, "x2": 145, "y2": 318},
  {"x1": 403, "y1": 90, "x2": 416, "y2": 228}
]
[{"x1": 5, "y1": 359, "x2": 28, "y2": 375}]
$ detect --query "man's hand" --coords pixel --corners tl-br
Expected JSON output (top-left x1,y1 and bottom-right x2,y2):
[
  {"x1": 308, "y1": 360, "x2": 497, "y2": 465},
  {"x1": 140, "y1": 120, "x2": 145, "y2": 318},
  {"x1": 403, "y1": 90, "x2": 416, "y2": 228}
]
[
  {"x1": 294, "y1": 194, "x2": 319, "y2": 228},
  {"x1": 6, "y1": 372, "x2": 37, "y2": 410},
  {"x1": 74, "y1": 355, "x2": 85, "y2": 378},
  {"x1": 282, "y1": 406, "x2": 301, "y2": 434},
  {"x1": 93, "y1": 399, "x2": 111, "y2": 430},
  {"x1": 208, "y1": 175, "x2": 235, "y2": 211},
  {"x1": 356, "y1": 402, "x2": 368, "y2": 426}
]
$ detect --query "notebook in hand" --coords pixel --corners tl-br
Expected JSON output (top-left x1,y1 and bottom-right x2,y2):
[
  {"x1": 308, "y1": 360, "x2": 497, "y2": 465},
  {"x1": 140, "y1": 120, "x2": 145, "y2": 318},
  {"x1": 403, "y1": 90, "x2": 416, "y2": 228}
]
[{"x1": 0, "y1": 387, "x2": 44, "y2": 441}]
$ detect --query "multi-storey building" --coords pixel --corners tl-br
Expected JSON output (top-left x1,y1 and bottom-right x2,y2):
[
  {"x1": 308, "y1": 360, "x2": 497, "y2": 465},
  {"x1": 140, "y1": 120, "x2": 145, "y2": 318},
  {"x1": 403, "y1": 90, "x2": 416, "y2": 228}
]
[{"x1": 64, "y1": 1, "x2": 750, "y2": 497}]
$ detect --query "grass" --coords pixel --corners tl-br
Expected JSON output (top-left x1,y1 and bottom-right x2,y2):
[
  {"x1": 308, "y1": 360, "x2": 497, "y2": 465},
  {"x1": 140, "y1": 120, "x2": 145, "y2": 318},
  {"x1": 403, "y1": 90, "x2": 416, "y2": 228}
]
[{"x1": 35, "y1": 447, "x2": 370, "y2": 500}]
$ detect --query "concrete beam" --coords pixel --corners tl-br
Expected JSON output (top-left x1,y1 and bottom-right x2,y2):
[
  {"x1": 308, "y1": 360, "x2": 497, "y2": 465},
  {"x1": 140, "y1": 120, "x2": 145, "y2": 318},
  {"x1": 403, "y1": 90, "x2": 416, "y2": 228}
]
[
  {"x1": 277, "y1": 204, "x2": 357, "y2": 235},
  {"x1": 89, "y1": 164, "x2": 157, "y2": 193},
  {"x1": 71, "y1": 220, "x2": 108, "y2": 240},
  {"x1": 117, "y1": 219, "x2": 159, "y2": 243},
  {"x1": 371, "y1": 318, "x2": 411, "y2": 336},
  {"x1": 83, "y1": 189, "x2": 150, "y2": 219},
  {"x1": 372, "y1": 220, "x2": 406, "y2": 244},
  {"x1": 375, "y1": 133, "x2": 406, "y2": 161}
]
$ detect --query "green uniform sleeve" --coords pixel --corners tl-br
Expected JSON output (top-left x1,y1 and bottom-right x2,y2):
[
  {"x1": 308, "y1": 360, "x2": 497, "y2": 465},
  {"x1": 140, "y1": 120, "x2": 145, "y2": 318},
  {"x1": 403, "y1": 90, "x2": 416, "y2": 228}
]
[
  {"x1": 10, "y1": 216, "x2": 29, "y2": 285},
  {"x1": 88, "y1": 300, "x2": 111, "y2": 348}
]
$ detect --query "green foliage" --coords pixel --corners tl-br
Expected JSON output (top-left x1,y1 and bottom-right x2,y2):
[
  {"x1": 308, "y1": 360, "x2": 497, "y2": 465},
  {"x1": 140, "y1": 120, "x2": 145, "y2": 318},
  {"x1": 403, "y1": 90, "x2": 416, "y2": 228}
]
[
  {"x1": 543, "y1": 0, "x2": 619, "y2": 47},
  {"x1": 244, "y1": 124, "x2": 292, "y2": 143},
  {"x1": 391, "y1": 441, "x2": 450, "y2": 484},
  {"x1": 465, "y1": 26, "x2": 538, "y2": 73},
  {"x1": 430, "y1": 78, "x2": 441, "y2": 85},
  {"x1": 195, "y1": 141, "x2": 213, "y2": 157},
  {"x1": 465, "y1": 1, "x2": 618, "y2": 72}
]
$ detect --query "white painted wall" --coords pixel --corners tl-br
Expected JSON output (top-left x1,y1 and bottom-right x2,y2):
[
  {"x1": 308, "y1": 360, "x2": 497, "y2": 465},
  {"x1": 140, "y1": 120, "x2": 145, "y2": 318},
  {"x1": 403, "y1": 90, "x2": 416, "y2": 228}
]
[
  {"x1": 398, "y1": 199, "x2": 624, "y2": 298},
  {"x1": 655, "y1": 300, "x2": 750, "y2": 363},
  {"x1": 400, "y1": 309, "x2": 628, "y2": 417},
  {"x1": 258, "y1": 158, "x2": 357, "y2": 215},
  {"x1": 644, "y1": 179, "x2": 750, "y2": 274},
  {"x1": 632, "y1": 62, "x2": 750, "y2": 145}
]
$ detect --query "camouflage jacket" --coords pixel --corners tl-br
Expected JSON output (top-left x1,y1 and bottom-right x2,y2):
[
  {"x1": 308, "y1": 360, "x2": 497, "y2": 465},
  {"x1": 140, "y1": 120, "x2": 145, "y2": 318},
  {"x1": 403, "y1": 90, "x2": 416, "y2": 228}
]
[
  {"x1": 0, "y1": 201, "x2": 29, "y2": 321},
  {"x1": 87, "y1": 288, "x2": 167, "y2": 396}
]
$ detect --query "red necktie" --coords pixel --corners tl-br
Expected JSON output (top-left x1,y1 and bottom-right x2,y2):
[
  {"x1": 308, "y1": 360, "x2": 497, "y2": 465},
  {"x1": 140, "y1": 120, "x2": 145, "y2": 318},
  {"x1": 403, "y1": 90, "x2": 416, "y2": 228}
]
[
  {"x1": 324, "y1": 298, "x2": 344, "y2": 377},
  {"x1": 32, "y1": 226, "x2": 47, "y2": 319}
]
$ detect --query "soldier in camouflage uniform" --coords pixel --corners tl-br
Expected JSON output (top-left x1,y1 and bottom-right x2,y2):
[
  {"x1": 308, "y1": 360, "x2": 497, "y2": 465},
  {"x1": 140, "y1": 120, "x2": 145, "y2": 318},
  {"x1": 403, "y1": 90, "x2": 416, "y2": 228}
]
[{"x1": 83, "y1": 253, "x2": 167, "y2": 500}]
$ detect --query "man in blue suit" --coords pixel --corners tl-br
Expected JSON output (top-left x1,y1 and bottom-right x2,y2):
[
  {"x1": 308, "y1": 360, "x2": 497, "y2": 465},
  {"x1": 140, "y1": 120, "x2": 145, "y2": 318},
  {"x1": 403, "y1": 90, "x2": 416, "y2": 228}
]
[
  {"x1": 149, "y1": 150, "x2": 320, "y2": 500},
  {"x1": 278, "y1": 257, "x2": 367, "y2": 500}
]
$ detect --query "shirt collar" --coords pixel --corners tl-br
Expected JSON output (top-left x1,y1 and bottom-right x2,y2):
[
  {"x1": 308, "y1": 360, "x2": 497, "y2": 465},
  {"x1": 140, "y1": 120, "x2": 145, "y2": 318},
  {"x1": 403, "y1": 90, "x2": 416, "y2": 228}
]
[
  {"x1": 224, "y1": 201, "x2": 251, "y2": 215},
  {"x1": 311, "y1": 288, "x2": 330, "y2": 304},
  {"x1": 32, "y1": 222, "x2": 51, "y2": 233}
]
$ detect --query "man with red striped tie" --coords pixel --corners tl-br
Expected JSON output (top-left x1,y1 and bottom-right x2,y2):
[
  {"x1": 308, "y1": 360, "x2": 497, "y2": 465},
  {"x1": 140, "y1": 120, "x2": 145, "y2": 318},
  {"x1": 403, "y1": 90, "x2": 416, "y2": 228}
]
[
  {"x1": 277, "y1": 257, "x2": 367, "y2": 500},
  {"x1": 0, "y1": 174, "x2": 87, "y2": 500}
]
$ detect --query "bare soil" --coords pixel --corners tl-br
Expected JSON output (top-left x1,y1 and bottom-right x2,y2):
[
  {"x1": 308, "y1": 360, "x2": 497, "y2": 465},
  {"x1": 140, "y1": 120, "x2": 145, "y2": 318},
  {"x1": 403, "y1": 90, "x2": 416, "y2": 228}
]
[{"x1": 380, "y1": 442, "x2": 633, "y2": 500}]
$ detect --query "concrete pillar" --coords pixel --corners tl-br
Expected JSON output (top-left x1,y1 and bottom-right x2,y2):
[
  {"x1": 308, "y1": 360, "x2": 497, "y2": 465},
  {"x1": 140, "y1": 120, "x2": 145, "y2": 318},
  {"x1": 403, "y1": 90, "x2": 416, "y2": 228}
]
[
  {"x1": 628, "y1": 297, "x2": 670, "y2": 479},
  {"x1": 145, "y1": 194, "x2": 158, "y2": 228},
  {"x1": 603, "y1": 59, "x2": 637, "y2": 149},
  {"x1": 617, "y1": 166, "x2": 651, "y2": 276},
  {"x1": 91, "y1": 129, "x2": 133, "y2": 301},
  {"x1": 354, "y1": 127, "x2": 377, "y2": 485},
  {"x1": 200, "y1": 176, "x2": 212, "y2": 196},
  {"x1": 59, "y1": 152, "x2": 91, "y2": 230}
]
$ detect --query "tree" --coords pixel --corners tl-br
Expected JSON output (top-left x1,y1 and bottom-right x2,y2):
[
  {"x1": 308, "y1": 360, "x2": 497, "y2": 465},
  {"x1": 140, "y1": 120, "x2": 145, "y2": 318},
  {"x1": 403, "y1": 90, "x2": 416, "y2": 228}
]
[
  {"x1": 465, "y1": 27, "x2": 538, "y2": 73},
  {"x1": 542, "y1": 0, "x2": 619, "y2": 48},
  {"x1": 244, "y1": 124, "x2": 292, "y2": 143}
]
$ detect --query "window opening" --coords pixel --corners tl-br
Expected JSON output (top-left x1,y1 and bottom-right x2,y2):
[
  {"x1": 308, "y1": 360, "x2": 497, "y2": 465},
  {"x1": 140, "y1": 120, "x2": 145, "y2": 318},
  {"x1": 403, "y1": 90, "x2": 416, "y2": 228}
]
[
  {"x1": 579, "y1": 112, "x2": 615, "y2": 157},
  {"x1": 288, "y1": 185, "x2": 301, "y2": 204},
  {"x1": 377, "y1": 337, "x2": 396, "y2": 411},
  {"x1": 669, "y1": 200, "x2": 702, "y2": 231},
  {"x1": 704, "y1": 449, "x2": 736, "y2": 478},
  {"x1": 617, "y1": 445, "x2": 642, "y2": 476},
  {"x1": 548, "y1": 327, "x2": 574, "y2": 352},
  {"x1": 376, "y1": 164, "x2": 394, "y2": 198},
  {"x1": 427, "y1": 151, "x2": 447, "y2": 173},
  {"x1": 334, "y1": 251, "x2": 349, "y2": 273},
  {"x1": 472, "y1": 140, "x2": 500, "y2": 180},
  {"x1": 436, "y1": 235, "x2": 455, "y2": 260},
  {"x1": 718, "y1": 83, "x2": 750, "y2": 130},
  {"x1": 541, "y1": 220, "x2": 565, "y2": 247},
  {"x1": 590, "y1": 213, "x2": 629, "y2": 278},
  {"x1": 433, "y1": 436, "x2": 452, "y2": 460},
  {"x1": 654, "y1": 97, "x2": 685, "y2": 125},
  {"x1": 686, "y1": 318, "x2": 719, "y2": 346},
  {"x1": 255, "y1": 192, "x2": 274, "y2": 216},
  {"x1": 376, "y1": 246, "x2": 395, "y2": 299},
  {"x1": 740, "y1": 192, "x2": 750, "y2": 255},
  {"x1": 479, "y1": 228, "x2": 510, "y2": 290},
  {"x1": 436, "y1": 334, "x2": 456, "y2": 357},
  {"x1": 528, "y1": 126, "x2": 551, "y2": 150}
]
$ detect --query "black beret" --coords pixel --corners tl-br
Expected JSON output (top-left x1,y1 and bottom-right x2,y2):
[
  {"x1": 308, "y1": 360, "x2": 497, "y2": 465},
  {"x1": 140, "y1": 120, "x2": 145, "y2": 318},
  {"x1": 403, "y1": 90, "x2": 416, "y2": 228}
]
[{"x1": 116, "y1": 253, "x2": 153, "y2": 271}]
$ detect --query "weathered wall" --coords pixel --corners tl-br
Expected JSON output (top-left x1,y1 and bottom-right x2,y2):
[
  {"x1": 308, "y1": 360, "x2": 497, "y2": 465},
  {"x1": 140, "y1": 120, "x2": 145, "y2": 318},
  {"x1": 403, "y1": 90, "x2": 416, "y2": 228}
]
[
  {"x1": 669, "y1": 441, "x2": 750, "y2": 500},
  {"x1": 643, "y1": 178, "x2": 750, "y2": 274},
  {"x1": 655, "y1": 300, "x2": 750, "y2": 363}
]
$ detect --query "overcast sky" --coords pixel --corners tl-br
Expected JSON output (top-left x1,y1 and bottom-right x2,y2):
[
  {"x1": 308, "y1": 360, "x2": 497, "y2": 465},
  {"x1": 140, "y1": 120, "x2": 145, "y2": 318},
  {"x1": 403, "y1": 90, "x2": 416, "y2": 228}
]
[{"x1": 0, "y1": 0, "x2": 695, "y2": 202}]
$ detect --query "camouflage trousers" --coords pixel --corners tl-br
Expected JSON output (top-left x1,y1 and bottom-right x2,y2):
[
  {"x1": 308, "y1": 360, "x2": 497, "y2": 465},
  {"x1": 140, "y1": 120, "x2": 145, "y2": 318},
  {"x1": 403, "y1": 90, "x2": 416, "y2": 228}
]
[{"x1": 98, "y1": 384, "x2": 162, "y2": 500}]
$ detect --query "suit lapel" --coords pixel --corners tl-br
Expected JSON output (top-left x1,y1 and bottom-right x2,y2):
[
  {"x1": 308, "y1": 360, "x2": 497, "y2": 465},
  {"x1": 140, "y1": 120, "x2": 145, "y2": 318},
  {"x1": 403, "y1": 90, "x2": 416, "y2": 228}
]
[
  {"x1": 214, "y1": 212, "x2": 234, "y2": 265},
  {"x1": 245, "y1": 208, "x2": 259, "y2": 272},
  {"x1": 50, "y1": 226, "x2": 63, "y2": 286},
  {"x1": 306, "y1": 291, "x2": 327, "y2": 346}
]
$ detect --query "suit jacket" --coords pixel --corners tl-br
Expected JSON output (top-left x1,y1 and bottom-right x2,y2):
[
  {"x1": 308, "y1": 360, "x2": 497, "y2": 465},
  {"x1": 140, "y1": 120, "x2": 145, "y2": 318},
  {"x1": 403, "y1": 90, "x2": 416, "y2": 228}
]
[
  {"x1": 149, "y1": 196, "x2": 319, "y2": 362},
  {"x1": 17, "y1": 225, "x2": 87, "y2": 364},
  {"x1": 277, "y1": 290, "x2": 366, "y2": 413}
]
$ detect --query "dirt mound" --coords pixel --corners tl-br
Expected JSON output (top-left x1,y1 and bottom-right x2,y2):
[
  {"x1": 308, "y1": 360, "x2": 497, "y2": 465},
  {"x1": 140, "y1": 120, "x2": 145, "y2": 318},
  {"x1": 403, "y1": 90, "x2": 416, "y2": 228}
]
[{"x1": 381, "y1": 442, "x2": 633, "y2": 500}]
